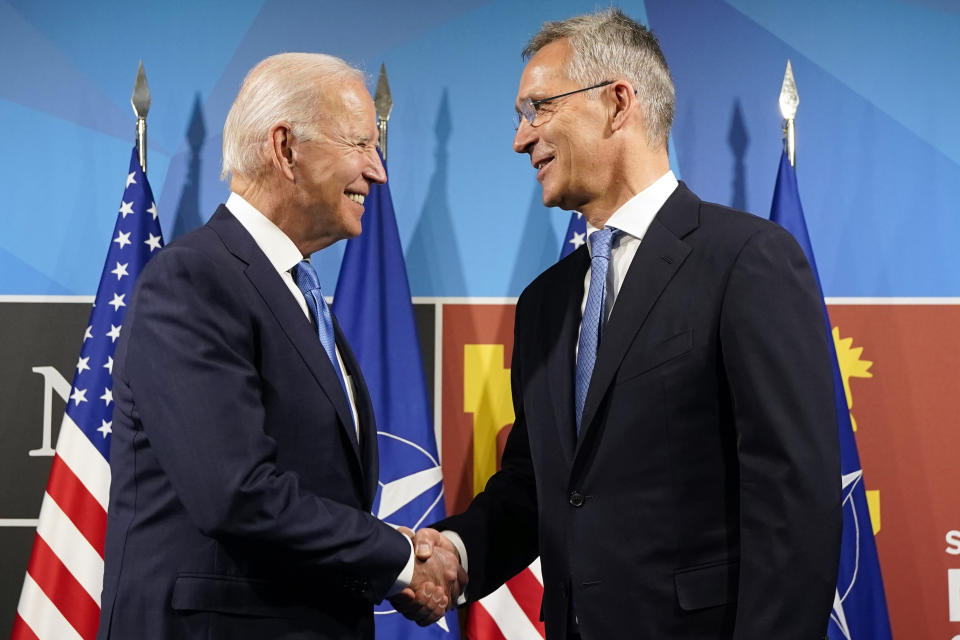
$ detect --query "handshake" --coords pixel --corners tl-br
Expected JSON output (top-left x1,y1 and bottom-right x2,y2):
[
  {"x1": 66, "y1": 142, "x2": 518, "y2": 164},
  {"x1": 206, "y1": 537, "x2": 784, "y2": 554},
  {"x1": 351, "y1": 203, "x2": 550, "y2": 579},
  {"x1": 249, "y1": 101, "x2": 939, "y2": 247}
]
[{"x1": 390, "y1": 527, "x2": 467, "y2": 626}]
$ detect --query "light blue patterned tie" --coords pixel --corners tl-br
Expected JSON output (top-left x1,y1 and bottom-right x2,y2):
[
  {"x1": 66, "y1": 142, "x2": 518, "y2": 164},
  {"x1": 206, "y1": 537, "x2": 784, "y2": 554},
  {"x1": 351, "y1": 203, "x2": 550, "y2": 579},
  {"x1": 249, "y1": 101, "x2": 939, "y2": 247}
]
[
  {"x1": 293, "y1": 260, "x2": 350, "y2": 401},
  {"x1": 575, "y1": 227, "x2": 616, "y2": 433}
]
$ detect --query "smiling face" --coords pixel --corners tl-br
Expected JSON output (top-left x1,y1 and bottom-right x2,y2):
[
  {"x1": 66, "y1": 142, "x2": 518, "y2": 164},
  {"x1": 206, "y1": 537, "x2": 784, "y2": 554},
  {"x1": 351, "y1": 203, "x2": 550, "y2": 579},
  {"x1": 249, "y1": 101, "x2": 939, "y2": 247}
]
[
  {"x1": 291, "y1": 78, "x2": 385, "y2": 251},
  {"x1": 513, "y1": 39, "x2": 615, "y2": 216}
]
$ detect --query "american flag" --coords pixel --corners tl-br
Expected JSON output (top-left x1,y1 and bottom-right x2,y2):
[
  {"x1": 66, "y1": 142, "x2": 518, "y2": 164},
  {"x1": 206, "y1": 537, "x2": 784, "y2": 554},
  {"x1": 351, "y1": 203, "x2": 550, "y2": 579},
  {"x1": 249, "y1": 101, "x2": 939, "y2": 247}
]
[
  {"x1": 466, "y1": 559, "x2": 545, "y2": 640},
  {"x1": 463, "y1": 211, "x2": 585, "y2": 640},
  {"x1": 559, "y1": 212, "x2": 587, "y2": 260},
  {"x1": 11, "y1": 146, "x2": 164, "y2": 640}
]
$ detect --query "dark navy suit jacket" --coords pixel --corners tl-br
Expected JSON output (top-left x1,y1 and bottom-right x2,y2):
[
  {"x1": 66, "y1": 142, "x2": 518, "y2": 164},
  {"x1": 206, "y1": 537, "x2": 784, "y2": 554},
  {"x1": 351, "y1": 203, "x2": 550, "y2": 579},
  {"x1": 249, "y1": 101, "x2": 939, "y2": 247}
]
[
  {"x1": 97, "y1": 206, "x2": 410, "y2": 640},
  {"x1": 437, "y1": 183, "x2": 842, "y2": 639}
]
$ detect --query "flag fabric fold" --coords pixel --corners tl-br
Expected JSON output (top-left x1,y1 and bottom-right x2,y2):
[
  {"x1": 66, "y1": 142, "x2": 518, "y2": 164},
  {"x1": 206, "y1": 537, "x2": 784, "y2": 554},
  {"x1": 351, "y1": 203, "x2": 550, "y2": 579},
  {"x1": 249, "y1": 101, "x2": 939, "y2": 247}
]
[
  {"x1": 769, "y1": 149, "x2": 893, "y2": 640},
  {"x1": 12, "y1": 146, "x2": 165, "y2": 640},
  {"x1": 332, "y1": 155, "x2": 459, "y2": 638}
]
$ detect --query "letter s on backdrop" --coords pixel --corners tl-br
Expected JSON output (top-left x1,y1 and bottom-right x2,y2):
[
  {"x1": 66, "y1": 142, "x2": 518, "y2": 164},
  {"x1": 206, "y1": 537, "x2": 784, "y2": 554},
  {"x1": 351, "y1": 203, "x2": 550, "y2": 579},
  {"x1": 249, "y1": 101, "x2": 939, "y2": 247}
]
[{"x1": 946, "y1": 530, "x2": 960, "y2": 555}]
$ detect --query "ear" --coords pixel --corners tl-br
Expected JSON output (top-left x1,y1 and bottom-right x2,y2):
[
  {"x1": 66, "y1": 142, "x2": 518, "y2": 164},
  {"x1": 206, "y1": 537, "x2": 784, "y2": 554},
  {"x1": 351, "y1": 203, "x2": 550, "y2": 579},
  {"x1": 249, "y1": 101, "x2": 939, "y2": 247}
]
[
  {"x1": 609, "y1": 81, "x2": 637, "y2": 133},
  {"x1": 269, "y1": 122, "x2": 297, "y2": 182}
]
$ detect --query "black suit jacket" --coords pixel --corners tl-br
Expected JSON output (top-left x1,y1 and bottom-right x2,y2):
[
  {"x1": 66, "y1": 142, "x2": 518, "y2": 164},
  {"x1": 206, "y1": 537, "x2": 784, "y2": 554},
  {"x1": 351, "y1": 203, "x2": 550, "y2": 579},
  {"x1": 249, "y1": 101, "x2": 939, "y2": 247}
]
[
  {"x1": 97, "y1": 206, "x2": 410, "y2": 640},
  {"x1": 437, "y1": 184, "x2": 841, "y2": 639}
]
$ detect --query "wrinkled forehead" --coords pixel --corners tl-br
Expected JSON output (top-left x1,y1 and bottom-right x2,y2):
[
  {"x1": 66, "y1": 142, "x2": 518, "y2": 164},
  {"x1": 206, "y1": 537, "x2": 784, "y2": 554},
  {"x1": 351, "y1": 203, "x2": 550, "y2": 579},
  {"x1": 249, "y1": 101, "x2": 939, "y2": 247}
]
[
  {"x1": 515, "y1": 39, "x2": 573, "y2": 106},
  {"x1": 319, "y1": 79, "x2": 378, "y2": 135}
]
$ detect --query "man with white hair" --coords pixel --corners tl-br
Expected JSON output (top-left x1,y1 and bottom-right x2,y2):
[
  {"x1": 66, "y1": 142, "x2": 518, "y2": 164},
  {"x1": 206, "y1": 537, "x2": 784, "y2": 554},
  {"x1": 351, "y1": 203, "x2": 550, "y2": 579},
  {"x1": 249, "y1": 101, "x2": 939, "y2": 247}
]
[
  {"x1": 413, "y1": 8, "x2": 841, "y2": 639},
  {"x1": 97, "y1": 53, "x2": 462, "y2": 640}
]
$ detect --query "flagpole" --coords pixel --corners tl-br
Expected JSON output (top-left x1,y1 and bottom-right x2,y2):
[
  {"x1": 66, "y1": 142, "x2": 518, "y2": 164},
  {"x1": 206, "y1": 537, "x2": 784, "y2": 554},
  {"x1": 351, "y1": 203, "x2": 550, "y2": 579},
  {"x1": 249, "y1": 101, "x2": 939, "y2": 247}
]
[
  {"x1": 779, "y1": 60, "x2": 798, "y2": 168},
  {"x1": 131, "y1": 60, "x2": 151, "y2": 174},
  {"x1": 374, "y1": 63, "x2": 392, "y2": 161}
]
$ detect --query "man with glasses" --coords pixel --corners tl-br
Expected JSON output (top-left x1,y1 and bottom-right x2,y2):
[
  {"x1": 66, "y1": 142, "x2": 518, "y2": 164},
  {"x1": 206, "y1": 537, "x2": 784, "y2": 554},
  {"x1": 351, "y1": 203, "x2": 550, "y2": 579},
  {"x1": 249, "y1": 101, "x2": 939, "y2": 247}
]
[{"x1": 406, "y1": 8, "x2": 841, "y2": 639}]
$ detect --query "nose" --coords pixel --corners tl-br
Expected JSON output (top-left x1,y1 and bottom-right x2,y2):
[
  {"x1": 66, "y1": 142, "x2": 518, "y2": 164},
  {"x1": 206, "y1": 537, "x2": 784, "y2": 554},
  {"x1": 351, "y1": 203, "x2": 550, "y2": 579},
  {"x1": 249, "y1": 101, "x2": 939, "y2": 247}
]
[
  {"x1": 365, "y1": 148, "x2": 387, "y2": 184},
  {"x1": 513, "y1": 117, "x2": 536, "y2": 155}
]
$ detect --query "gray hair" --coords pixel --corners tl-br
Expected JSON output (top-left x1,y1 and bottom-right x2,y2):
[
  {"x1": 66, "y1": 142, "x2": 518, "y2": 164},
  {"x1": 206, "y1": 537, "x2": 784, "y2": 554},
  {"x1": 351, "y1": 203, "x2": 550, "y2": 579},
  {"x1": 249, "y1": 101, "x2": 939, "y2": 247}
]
[
  {"x1": 221, "y1": 52, "x2": 364, "y2": 181},
  {"x1": 523, "y1": 8, "x2": 675, "y2": 149}
]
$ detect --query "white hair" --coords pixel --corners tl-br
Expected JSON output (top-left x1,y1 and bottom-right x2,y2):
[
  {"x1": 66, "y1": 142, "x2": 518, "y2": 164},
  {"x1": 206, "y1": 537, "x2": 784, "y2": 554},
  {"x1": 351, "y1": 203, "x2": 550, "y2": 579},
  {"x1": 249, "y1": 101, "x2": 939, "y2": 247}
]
[
  {"x1": 523, "y1": 8, "x2": 675, "y2": 149},
  {"x1": 220, "y1": 52, "x2": 364, "y2": 181}
]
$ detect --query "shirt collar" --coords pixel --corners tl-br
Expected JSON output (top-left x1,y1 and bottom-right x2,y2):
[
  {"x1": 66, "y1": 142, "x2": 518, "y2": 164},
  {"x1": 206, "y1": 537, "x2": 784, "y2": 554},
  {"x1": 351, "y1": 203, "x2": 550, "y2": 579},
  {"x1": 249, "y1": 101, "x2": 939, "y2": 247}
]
[
  {"x1": 225, "y1": 192, "x2": 304, "y2": 273},
  {"x1": 584, "y1": 170, "x2": 679, "y2": 255}
]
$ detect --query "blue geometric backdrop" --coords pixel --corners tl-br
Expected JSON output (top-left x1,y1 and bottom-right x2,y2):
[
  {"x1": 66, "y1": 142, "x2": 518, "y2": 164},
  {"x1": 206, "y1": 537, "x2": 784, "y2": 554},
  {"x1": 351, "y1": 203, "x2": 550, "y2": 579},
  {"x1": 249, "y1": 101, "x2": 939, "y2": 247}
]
[{"x1": 2, "y1": 0, "x2": 957, "y2": 298}]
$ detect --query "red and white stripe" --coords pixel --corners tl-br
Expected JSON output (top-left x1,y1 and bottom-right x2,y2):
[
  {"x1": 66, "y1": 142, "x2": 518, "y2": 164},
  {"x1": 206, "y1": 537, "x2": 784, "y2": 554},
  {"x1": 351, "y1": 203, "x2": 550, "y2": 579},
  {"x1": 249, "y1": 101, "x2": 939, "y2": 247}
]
[
  {"x1": 466, "y1": 558, "x2": 546, "y2": 640},
  {"x1": 11, "y1": 414, "x2": 111, "y2": 640}
]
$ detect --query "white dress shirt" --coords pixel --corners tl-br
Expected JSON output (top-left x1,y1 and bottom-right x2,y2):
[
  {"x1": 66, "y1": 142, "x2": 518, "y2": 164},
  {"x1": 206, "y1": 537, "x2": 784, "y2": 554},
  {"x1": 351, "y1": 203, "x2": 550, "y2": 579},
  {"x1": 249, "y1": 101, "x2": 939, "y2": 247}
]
[
  {"x1": 225, "y1": 192, "x2": 415, "y2": 593},
  {"x1": 581, "y1": 170, "x2": 679, "y2": 324}
]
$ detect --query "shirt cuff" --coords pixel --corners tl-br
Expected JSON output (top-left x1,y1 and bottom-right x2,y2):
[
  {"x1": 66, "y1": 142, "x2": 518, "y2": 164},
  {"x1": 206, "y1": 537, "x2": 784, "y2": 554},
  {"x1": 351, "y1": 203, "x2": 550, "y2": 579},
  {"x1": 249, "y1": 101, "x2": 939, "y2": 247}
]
[
  {"x1": 441, "y1": 530, "x2": 469, "y2": 605},
  {"x1": 386, "y1": 534, "x2": 415, "y2": 597}
]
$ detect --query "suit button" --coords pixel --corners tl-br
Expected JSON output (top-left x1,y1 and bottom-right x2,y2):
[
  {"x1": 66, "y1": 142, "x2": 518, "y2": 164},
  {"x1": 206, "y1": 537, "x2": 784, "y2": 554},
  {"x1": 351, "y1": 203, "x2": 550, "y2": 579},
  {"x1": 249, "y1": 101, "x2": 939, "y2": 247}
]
[
  {"x1": 558, "y1": 582, "x2": 566, "y2": 597},
  {"x1": 569, "y1": 491, "x2": 584, "y2": 507}
]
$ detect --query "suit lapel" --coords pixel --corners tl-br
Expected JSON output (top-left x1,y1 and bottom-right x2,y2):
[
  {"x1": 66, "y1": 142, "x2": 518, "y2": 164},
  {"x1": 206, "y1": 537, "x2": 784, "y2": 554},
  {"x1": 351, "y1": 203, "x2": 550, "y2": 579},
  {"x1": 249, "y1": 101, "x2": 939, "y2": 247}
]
[
  {"x1": 330, "y1": 313, "x2": 380, "y2": 509},
  {"x1": 543, "y1": 249, "x2": 589, "y2": 464},
  {"x1": 575, "y1": 184, "x2": 699, "y2": 459},
  {"x1": 206, "y1": 207, "x2": 364, "y2": 472}
]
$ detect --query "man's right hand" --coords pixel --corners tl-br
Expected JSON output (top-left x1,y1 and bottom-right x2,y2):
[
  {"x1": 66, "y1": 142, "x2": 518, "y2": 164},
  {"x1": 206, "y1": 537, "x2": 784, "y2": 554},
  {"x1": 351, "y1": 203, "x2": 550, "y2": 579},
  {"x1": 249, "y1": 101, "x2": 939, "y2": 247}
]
[
  {"x1": 389, "y1": 528, "x2": 466, "y2": 626},
  {"x1": 411, "y1": 527, "x2": 459, "y2": 563}
]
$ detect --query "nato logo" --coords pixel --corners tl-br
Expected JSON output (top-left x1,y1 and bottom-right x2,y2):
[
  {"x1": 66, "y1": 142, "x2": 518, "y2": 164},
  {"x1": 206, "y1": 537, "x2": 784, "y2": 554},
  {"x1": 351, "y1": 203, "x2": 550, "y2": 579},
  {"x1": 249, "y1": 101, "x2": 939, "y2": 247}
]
[
  {"x1": 830, "y1": 469, "x2": 865, "y2": 639},
  {"x1": 371, "y1": 431, "x2": 451, "y2": 631}
]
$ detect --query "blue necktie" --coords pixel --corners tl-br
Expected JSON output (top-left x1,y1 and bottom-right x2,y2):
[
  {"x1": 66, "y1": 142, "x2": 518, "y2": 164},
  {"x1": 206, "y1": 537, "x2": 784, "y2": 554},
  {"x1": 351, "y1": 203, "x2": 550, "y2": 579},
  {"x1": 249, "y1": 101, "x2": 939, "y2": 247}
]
[
  {"x1": 575, "y1": 227, "x2": 616, "y2": 433},
  {"x1": 293, "y1": 260, "x2": 350, "y2": 402}
]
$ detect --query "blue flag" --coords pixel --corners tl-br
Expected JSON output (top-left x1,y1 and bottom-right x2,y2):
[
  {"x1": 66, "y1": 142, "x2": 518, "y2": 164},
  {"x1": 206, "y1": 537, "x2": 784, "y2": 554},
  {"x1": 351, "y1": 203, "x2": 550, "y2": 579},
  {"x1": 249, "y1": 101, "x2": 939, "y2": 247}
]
[
  {"x1": 332, "y1": 156, "x2": 459, "y2": 638},
  {"x1": 769, "y1": 150, "x2": 892, "y2": 640}
]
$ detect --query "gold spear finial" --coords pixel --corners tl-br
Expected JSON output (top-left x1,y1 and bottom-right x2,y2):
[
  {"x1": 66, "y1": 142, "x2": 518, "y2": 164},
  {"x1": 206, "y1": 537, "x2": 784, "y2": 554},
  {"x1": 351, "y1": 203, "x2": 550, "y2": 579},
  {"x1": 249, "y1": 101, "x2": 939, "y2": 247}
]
[
  {"x1": 779, "y1": 60, "x2": 799, "y2": 168},
  {"x1": 374, "y1": 63, "x2": 393, "y2": 161},
  {"x1": 131, "y1": 60, "x2": 151, "y2": 174}
]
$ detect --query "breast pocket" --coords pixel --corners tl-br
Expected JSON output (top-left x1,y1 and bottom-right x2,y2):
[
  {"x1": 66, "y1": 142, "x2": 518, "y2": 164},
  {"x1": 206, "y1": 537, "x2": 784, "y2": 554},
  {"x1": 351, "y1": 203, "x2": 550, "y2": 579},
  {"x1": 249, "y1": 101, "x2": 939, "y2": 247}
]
[{"x1": 616, "y1": 329, "x2": 693, "y2": 384}]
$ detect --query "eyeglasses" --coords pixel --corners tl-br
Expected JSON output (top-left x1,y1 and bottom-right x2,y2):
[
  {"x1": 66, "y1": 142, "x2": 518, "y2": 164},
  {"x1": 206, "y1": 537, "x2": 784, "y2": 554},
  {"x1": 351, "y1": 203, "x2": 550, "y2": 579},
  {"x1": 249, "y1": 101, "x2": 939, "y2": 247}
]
[{"x1": 515, "y1": 80, "x2": 614, "y2": 128}]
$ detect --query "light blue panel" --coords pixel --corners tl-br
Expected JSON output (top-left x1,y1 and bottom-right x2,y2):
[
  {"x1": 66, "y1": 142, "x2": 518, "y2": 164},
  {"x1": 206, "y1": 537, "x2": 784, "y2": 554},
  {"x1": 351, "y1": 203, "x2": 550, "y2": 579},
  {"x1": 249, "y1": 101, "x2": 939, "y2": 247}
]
[
  {"x1": 0, "y1": 1, "x2": 129, "y2": 141},
  {"x1": 0, "y1": 99, "x2": 171, "y2": 294},
  {"x1": 4, "y1": 0, "x2": 267, "y2": 254},
  {"x1": 1, "y1": 0, "x2": 956, "y2": 297},
  {"x1": 725, "y1": 0, "x2": 960, "y2": 166},
  {"x1": 0, "y1": 249, "x2": 73, "y2": 295},
  {"x1": 6, "y1": 0, "x2": 267, "y2": 154},
  {"x1": 648, "y1": 0, "x2": 960, "y2": 296},
  {"x1": 798, "y1": 83, "x2": 960, "y2": 296}
]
